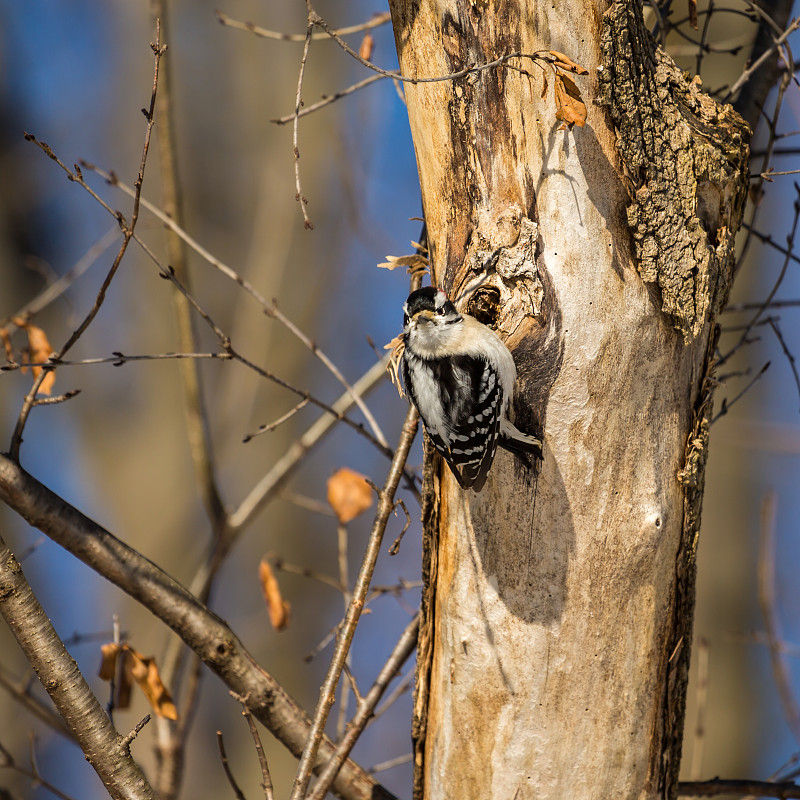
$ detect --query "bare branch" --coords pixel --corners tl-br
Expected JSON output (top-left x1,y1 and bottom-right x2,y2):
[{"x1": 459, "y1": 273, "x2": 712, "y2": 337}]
[
  {"x1": 216, "y1": 731, "x2": 248, "y2": 800},
  {"x1": 290, "y1": 405, "x2": 419, "y2": 800},
  {"x1": 271, "y1": 74, "x2": 386, "y2": 125},
  {"x1": 725, "y1": 15, "x2": 800, "y2": 101},
  {"x1": 677, "y1": 778, "x2": 800, "y2": 798},
  {"x1": 307, "y1": 612, "x2": 420, "y2": 800},
  {"x1": 233, "y1": 695, "x2": 275, "y2": 800},
  {"x1": 293, "y1": 17, "x2": 314, "y2": 230},
  {"x1": 216, "y1": 10, "x2": 392, "y2": 42},
  {"x1": 0, "y1": 226, "x2": 119, "y2": 329},
  {"x1": 0, "y1": 663, "x2": 74, "y2": 742},
  {"x1": 0, "y1": 454, "x2": 396, "y2": 800},
  {"x1": 0, "y1": 532, "x2": 157, "y2": 800},
  {"x1": 11, "y1": 30, "x2": 167, "y2": 460},
  {"x1": 243, "y1": 399, "x2": 310, "y2": 442}
]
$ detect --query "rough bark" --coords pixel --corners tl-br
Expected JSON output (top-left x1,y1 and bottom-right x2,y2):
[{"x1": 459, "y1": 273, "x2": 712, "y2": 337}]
[{"x1": 387, "y1": 1, "x2": 749, "y2": 798}]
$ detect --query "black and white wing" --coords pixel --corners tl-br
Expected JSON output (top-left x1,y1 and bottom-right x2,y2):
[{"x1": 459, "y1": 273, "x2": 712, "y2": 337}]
[{"x1": 403, "y1": 353, "x2": 504, "y2": 491}]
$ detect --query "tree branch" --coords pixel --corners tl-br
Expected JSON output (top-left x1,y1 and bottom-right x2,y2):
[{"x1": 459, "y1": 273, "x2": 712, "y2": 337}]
[
  {"x1": 289, "y1": 405, "x2": 419, "y2": 800},
  {"x1": 0, "y1": 532, "x2": 156, "y2": 800},
  {"x1": 0, "y1": 453, "x2": 396, "y2": 800},
  {"x1": 677, "y1": 778, "x2": 800, "y2": 798}
]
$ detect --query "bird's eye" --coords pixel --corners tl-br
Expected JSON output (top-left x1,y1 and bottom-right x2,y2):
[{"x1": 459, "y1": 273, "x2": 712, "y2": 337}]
[{"x1": 436, "y1": 306, "x2": 445, "y2": 315}]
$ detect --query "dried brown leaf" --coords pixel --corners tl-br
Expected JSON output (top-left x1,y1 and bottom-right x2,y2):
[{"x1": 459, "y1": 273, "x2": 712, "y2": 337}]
[
  {"x1": 98, "y1": 642, "x2": 122, "y2": 681},
  {"x1": 688, "y1": 0, "x2": 699, "y2": 30},
  {"x1": 259, "y1": 559, "x2": 291, "y2": 631},
  {"x1": 327, "y1": 467, "x2": 373, "y2": 524},
  {"x1": 377, "y1": 254, "x2": 429, "y2": 276},
  {"x1": 384, "y1": 333, "x2": 406, "y2": 396},
  {"x1": 554, "y1": 73, "x2": 587, "y2": 129},
  {"x1": 16, "y1": 321, "x2": 56, "y2": 394},
  {"x1": 540, "y1": 72, "x2": 548, "y2": 99},
  {"x1": 0, "y1": 328, "x2": 14, "y2": 363},
  {"x1": 549, "y1": 50, "x2": 589, "y2": 75},
  {"x1": 359, "y1": 32, "x2": 375, "y2": 61},
  {"x1": 128, "y1": 648, "x2": 178, "y2": 720},
  {"x1": 117, "y1": 648, "x2": 134, "y2": 709}
]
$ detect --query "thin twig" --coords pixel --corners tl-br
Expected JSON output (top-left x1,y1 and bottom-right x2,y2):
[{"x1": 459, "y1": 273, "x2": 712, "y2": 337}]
[
  {"x1": 712, "y1": 361, "x2": 770, "y2": 423},
  {"x1": 372, "y1": 669, "x2": 414, "y2": 721},
  {"x1": 294, "y1": 15, "x2": 314, "y2": 230},
  {"x1": 216, "y1": 10, "x2": 392, "y2": 42},
  {"x1": 11, "y1": 31, "x2": 166, "y2": 461},
  {"x1": 337, "y1": 520, "x2": 352, "y2": 741},
  {"x1": 0, "y1": 226, "x2": 119, "y2": 329},
  {"x1": 216, "y1": 731, "x2": 248, "y2": 800},
  {"x1": 233, "y1": 695, "x2": 275, "y2": 800},
  {"x1": 269, "y1": 300, "x2": 388, "y2": 448},
  {"x1": 1, "y1": 352, "x2": 233, "y2": 372},
  {"x1": 289, "y1": 406, "x2": 419, "y2": 800},
  {"x1": 724, "y1": 15, "x2": 800, "y2": 101},
  {"x1": 243, "y1": 399, "x2": 309, "y2": 442},
  {"x1": 695, "y1": 0, "x2": 714, "y2": 77},
  {"x1": 368, "y1": 753, "x2": 413, "y2": 775},
  {"x1": 759, "y1": 168, "x2": 800, "y2": 179},
  {"x1": 306, "y1": 612, "x2": 420, "y2": 800},
  {"x1": 120, "y1": 714, "x2": 152, "y2": 750},
  {"x1": 79, "y1": 163, "x2": 389, "y2": 449},
  {"x1": 308, "y1": 5, "x2": 563, "y2": 87},
  {"x1": 278, "y1": 490, "x2": 335, "y2": 516},
  {"x1": 766, "y1": 318, "x2": 800, "y2": 411},
  {"x1": 271, "y1": 74, "x2": 386, "y2": 125}
]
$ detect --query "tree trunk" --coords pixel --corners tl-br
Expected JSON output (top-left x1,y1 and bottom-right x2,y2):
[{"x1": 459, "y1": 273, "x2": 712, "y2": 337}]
[{"x1": 387, "y1": 1, "x2": 749, "y2": 798}]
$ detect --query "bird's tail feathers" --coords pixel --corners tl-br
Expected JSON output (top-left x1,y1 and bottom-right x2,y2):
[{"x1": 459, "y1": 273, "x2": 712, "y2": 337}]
[{"x1": 499, "y1": 418, "x2": 542, "y2": 464}]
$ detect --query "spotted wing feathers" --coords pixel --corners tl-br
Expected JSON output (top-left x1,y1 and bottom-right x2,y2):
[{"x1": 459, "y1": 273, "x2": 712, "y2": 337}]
[{"x1": 403, "y1": 353, "x2": 503, "y2": 491}]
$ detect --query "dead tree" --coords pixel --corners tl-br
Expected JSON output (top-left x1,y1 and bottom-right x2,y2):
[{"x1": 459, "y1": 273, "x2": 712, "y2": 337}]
[{"x1": 387, "y1": 1, "x2": 750, "y2": 797}]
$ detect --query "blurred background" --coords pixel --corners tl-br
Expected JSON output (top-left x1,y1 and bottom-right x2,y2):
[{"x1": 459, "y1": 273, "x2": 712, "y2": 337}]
[{"x1": 0, "y1": 1, "x2": 798, "y2": 798}]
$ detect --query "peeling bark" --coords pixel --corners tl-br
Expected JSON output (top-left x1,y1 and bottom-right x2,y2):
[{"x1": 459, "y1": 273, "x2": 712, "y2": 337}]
[{"x1": 389, "y1": 0, "x2": 749, "y2": 798}]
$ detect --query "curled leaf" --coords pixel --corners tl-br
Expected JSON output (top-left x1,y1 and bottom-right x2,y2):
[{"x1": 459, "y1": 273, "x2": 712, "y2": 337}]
[
  {"x1": 378, "y1": 253, "x2": 429, "y2": 278},
  {"x1": 259, "y1": 558, "x2": 291, "y2": 631},
  {"x1": 549, "y1": 50, "x2": 589, "y2": 75},
  {"x1": 128, "y1": 650, "x2": 178, "y2": 720},
  {"x1": 359, "y1": 32, "x2": 375, "y2": 61},
  {"x1": 327, "y1": 467, "x2": 373, "y2": 524},
  {"x1": 384, "y1": 333, "x2": 406, "y2": 396},
  {"x1": 14, "y1": 319, "x2": 56, "y2": 394},
  {"x1": 0, "y1": 328, "x2": 14, "y2": 363},
  {"x1": 98, "y1": 642, "x2": 122, "y2": 681},
  {"x1": 554, "y1": 73, "x2": 587, "y2": 129},
  {"x1": 98, "y1": 642, "x2": 178, "y2": 719}
]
